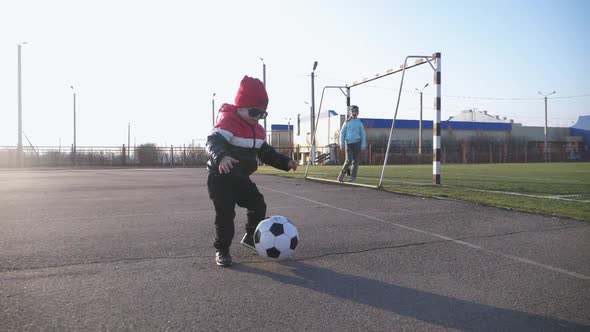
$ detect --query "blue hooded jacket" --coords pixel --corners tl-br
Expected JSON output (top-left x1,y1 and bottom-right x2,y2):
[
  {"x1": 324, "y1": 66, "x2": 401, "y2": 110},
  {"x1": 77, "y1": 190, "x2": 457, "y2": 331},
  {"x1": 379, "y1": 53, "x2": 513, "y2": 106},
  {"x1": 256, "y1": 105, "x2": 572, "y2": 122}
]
[{"x1": 340, "y1": 118, "x2": 366, "y2": 150}]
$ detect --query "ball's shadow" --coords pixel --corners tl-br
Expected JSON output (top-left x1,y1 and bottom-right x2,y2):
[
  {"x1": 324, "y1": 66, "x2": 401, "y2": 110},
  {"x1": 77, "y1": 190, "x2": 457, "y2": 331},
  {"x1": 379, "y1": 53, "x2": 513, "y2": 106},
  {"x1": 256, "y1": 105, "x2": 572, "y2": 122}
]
[{"x1": 235, "y1": 261, "x2": 588, "y2": 331}]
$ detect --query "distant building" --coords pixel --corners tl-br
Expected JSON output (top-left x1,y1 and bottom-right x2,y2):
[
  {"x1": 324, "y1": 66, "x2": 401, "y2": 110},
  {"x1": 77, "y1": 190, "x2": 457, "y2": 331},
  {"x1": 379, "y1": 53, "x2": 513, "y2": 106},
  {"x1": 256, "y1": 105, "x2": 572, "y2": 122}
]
[
  {"x1": 571, "y1": 115, "x2": 590, "y2": 143},
  {"x1": 270, "y1": 112, "x2": 589, "y2": 163},
  {"x1": 448, "y1": 109, "x2": 514, "y2": 123},
  {"x1": 269, "y1": 124, "x2": 294, "y2": 151}
]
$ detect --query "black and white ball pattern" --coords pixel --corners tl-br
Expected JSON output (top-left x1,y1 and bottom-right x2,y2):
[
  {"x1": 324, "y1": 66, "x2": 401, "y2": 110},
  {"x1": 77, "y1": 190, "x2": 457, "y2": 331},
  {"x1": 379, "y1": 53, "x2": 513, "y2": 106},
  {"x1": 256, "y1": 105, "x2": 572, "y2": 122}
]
[{"x1": 254, "y1": 216, "x2": 299, "y2": 260}]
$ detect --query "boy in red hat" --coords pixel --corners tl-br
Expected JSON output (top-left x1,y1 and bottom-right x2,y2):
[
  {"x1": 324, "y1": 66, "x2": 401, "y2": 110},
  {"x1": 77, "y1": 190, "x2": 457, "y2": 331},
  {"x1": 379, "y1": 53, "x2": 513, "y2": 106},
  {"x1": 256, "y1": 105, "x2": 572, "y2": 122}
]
[{"x1": 206, "y1": 75, "x2": 298, "y2": 266}]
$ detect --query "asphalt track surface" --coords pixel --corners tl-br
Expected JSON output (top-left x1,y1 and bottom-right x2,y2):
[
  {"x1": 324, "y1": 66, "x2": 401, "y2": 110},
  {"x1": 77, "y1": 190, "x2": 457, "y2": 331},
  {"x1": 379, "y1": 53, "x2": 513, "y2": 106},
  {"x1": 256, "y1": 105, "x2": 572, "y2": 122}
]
[{"x1": 1, "y1": 168, "x2": 589, "y2": 331}]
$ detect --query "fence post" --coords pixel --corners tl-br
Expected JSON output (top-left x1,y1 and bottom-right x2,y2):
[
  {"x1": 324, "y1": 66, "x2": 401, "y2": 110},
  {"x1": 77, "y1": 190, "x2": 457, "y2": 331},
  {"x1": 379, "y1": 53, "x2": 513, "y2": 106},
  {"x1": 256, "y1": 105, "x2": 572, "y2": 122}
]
[
  {"x1": 504, "y1": 144, "x2": 508, "y2": 163},
  {"x1": 122, "y1": 144, "x2": 127, "y2": 166},
  {"x1": 401, "y1": 147, "x2": 407, "y2": 164},
  {"x1": 170, "y1": 145, "x2": 174, "y2": 166},
  {"x1": 461, "y1": 143, "x2": 466, "y2": 163}
]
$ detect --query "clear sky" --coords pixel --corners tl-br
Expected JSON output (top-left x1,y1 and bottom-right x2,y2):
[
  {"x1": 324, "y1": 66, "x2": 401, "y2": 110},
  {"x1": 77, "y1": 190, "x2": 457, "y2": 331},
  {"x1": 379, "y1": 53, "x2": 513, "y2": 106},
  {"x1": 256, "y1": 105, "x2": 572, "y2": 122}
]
[{"x1": 1, "y1": 0, "x2": 589, "y2": 147}]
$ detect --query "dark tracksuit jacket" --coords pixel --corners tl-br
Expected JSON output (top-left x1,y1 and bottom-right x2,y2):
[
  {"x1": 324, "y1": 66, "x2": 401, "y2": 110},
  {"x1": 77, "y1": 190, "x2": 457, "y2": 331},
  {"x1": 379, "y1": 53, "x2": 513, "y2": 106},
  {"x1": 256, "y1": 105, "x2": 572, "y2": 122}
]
[{"x1": 206, "y1": 103, "x2": 292, "y2": 250}]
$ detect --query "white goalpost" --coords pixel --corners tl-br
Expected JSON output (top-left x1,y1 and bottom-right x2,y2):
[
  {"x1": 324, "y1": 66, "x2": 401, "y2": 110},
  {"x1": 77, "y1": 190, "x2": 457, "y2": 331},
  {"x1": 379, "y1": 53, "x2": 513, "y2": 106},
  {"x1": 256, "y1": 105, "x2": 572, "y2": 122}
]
[{"x1": 305, "y1": 52, "x2": 442, "y2": 186}]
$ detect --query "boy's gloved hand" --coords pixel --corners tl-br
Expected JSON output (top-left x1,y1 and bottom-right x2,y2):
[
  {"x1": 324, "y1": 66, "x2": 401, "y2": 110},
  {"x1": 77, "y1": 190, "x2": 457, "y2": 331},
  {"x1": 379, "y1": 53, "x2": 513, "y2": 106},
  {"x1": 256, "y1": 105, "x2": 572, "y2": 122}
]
[
  {"x1": 288, "y1": 160, "x2": 298, "y2": 171},
  {"x1": 219, "y1": 156, "x2": 239, "y2": 174}
]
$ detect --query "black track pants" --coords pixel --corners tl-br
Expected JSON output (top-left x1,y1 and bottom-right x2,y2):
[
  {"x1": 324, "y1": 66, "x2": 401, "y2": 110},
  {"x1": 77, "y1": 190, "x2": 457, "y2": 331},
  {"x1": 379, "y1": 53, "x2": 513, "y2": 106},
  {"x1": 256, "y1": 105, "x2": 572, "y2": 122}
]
[{"x1": 207, "y1": 173, "x2": 267, "y2": 250}]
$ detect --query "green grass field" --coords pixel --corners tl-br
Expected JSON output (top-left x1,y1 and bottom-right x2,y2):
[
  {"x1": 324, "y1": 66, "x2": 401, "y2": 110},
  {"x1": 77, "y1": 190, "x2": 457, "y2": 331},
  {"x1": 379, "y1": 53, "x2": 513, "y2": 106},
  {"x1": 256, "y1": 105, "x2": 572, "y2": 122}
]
[{"x1": 257, "y1": 162, "x2": 590, "y2": 221}]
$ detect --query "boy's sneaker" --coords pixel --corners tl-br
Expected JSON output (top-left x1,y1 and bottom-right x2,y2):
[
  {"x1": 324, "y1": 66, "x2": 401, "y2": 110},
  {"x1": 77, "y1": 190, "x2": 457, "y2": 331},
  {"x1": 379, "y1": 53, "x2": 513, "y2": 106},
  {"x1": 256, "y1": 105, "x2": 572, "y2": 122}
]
[
  {"x1": 215, "y1": 249, "x2": 232, "y2": 267},
  {"x1": 241, "y1": 233, "x2": 256, "y2": 251},
  {"x1": 349, "y1": 177, "x2": 357, "y2": 183},
  {"x1": 337, "y1": 172, "x2": 345, "y2": 182}
]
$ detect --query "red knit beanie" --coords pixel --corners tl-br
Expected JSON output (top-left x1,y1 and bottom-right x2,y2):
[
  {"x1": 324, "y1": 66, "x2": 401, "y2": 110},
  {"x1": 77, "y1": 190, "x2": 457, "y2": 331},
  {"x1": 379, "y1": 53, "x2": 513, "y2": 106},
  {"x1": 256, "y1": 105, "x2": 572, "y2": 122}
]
[{"x1": 234, "y1": 76, "x2": 269, "y2": 109}]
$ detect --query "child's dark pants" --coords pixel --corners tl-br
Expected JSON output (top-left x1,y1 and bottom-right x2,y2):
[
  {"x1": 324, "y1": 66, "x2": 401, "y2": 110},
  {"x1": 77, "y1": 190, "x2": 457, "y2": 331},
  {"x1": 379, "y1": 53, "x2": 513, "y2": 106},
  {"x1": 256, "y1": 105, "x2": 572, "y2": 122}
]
[{"x1": 207, "y1": 173, "x2": 267, "y2": 250}]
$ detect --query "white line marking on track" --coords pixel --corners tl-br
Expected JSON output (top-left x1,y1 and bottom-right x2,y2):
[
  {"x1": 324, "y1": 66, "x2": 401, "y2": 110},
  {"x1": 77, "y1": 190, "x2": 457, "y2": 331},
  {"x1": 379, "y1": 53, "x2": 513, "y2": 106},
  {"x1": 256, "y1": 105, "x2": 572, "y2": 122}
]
[
  {"x1": 261, "y1": 185, "x2": 590, "y2": 281},
  {"x1": 440, "y1": 186, "x2": 590, "y2": 203},
  {"x1": 305, "y1": 174, "x2": 590, "y2": 203}
]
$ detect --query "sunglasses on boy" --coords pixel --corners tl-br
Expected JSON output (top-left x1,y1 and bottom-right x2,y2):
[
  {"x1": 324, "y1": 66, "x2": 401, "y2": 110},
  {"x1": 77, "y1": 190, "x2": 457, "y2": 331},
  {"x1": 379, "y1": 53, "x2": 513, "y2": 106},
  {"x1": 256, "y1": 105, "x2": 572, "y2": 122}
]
[{"x1": 247, "y1": 108, "x2": 268, "y2": 119}]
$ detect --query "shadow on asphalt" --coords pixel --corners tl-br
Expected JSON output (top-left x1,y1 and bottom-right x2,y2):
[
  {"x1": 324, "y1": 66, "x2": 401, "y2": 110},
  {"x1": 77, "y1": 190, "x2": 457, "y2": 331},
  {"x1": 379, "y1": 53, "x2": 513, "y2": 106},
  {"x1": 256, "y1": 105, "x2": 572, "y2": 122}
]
[{"x1": 235, "y1": 262, "x2": 589, "y2": 331}]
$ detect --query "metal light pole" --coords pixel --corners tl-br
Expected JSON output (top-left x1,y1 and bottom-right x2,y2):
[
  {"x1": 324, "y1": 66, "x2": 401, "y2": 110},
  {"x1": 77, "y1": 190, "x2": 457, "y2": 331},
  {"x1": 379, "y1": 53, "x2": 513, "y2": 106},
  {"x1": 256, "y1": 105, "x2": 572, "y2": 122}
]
[
  {"x1": 327, "y1": 110, "x2": 331, "y2": 145},
  {"x1": 310, "y1": 61, "x2": 318, "y2": 165},
  {"x1": 260, "y1": 57, "x2": 267, "y2": 131},
  {"x1": 17, "y1": 42, "x2": 28, "y2": 167},
  {"x1": 128, "y1": 122, "x2": 131, "y2": 161},
  {"x1": 285, "y1": 117, "x2": 292, "y2": 158},
  {"x1": 71, "y1": 85, "x2": 77, "y2": 166},
  {"x1": 304, "y1": 101, "x2": 311, "y2": 162},
  {"x1": 415, "y1": 83, "x2": 429, "y2": 155},
  {"x1": 211, "y1": 92, "x2": 216, "y2": 127},
  {"x1": 538, "y1": 90, "x2": 556, "y2": 162}
]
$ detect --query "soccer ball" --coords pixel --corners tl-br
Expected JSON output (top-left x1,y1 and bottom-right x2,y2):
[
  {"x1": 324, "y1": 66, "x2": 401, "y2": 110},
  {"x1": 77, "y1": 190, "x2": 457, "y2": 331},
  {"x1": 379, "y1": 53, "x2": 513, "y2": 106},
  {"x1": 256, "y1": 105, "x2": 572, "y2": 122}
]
[{"x1": 254, "y1": 216, "x2": 299, "y2": 260}]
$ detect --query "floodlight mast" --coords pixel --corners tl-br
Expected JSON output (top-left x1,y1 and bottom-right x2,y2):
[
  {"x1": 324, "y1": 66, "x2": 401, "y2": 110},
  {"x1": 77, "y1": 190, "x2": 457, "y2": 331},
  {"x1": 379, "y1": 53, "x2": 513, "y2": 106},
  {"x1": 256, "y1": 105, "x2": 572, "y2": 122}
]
[
  {"x1": 416, "y1": 83, "x2": 429, "y2": 156},
  {"x1": 71, "y1": 85, "x2": 77, "y2": 167},
  {"x1": 260, "y1": 57, "x2": 267, "y2": 131},
  {"x1": 310, "y1": 61, "x2": 318, "y2": 165},
  {"x1": 17, "y1": 42, "x2": 28, "y2": 167},
  {"x1": 211, "y1": 92, "x2": 216, "y2": 127},
  {"x1": 537, "y1": 90, "x2": 556, "y2": 162}
]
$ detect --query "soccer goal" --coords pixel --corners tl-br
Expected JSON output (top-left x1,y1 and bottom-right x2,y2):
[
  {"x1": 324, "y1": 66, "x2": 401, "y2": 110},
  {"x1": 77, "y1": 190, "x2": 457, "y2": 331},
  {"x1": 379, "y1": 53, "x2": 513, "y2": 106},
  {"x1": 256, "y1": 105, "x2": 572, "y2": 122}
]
[{"x1": 304, "y1": 52, "x2": 442, "y2": 187}]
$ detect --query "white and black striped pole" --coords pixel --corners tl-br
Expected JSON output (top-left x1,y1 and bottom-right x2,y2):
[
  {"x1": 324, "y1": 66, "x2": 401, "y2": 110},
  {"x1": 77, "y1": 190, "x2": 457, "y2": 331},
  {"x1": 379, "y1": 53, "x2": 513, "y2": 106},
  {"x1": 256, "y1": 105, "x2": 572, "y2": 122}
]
[{"x1": 433, "y1": 52, "x2": 441, "y2": 185}]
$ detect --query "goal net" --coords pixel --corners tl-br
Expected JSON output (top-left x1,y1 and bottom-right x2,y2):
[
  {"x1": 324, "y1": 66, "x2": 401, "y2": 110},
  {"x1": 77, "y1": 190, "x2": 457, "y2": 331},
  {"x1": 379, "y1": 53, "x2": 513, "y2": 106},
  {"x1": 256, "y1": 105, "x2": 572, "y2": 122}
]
[{"x1": 303, "y1": 53, "x2": 442, "y2": 188}]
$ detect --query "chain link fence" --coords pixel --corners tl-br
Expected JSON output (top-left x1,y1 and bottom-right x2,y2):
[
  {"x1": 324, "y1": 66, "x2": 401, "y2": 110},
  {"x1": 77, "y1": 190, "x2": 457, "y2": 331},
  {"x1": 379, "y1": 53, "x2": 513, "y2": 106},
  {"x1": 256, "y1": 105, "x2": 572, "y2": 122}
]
[
  {"x1": 277, "y1": 141, "x2": 589, "y2": 166},
  {"x1": 1, "y1": 141, "x2": 588, "y2": 168},
  {"x1": 0, "y1": 145, "x2": 209, "y2": 168}
]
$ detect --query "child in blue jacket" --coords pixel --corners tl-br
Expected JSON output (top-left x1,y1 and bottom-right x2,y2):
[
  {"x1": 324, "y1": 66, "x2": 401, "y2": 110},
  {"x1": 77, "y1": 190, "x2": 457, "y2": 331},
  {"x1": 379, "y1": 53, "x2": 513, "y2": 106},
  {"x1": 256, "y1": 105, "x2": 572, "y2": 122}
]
[{"x1": 337, "y1": 105, "x2": 366, "y2": 182}]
